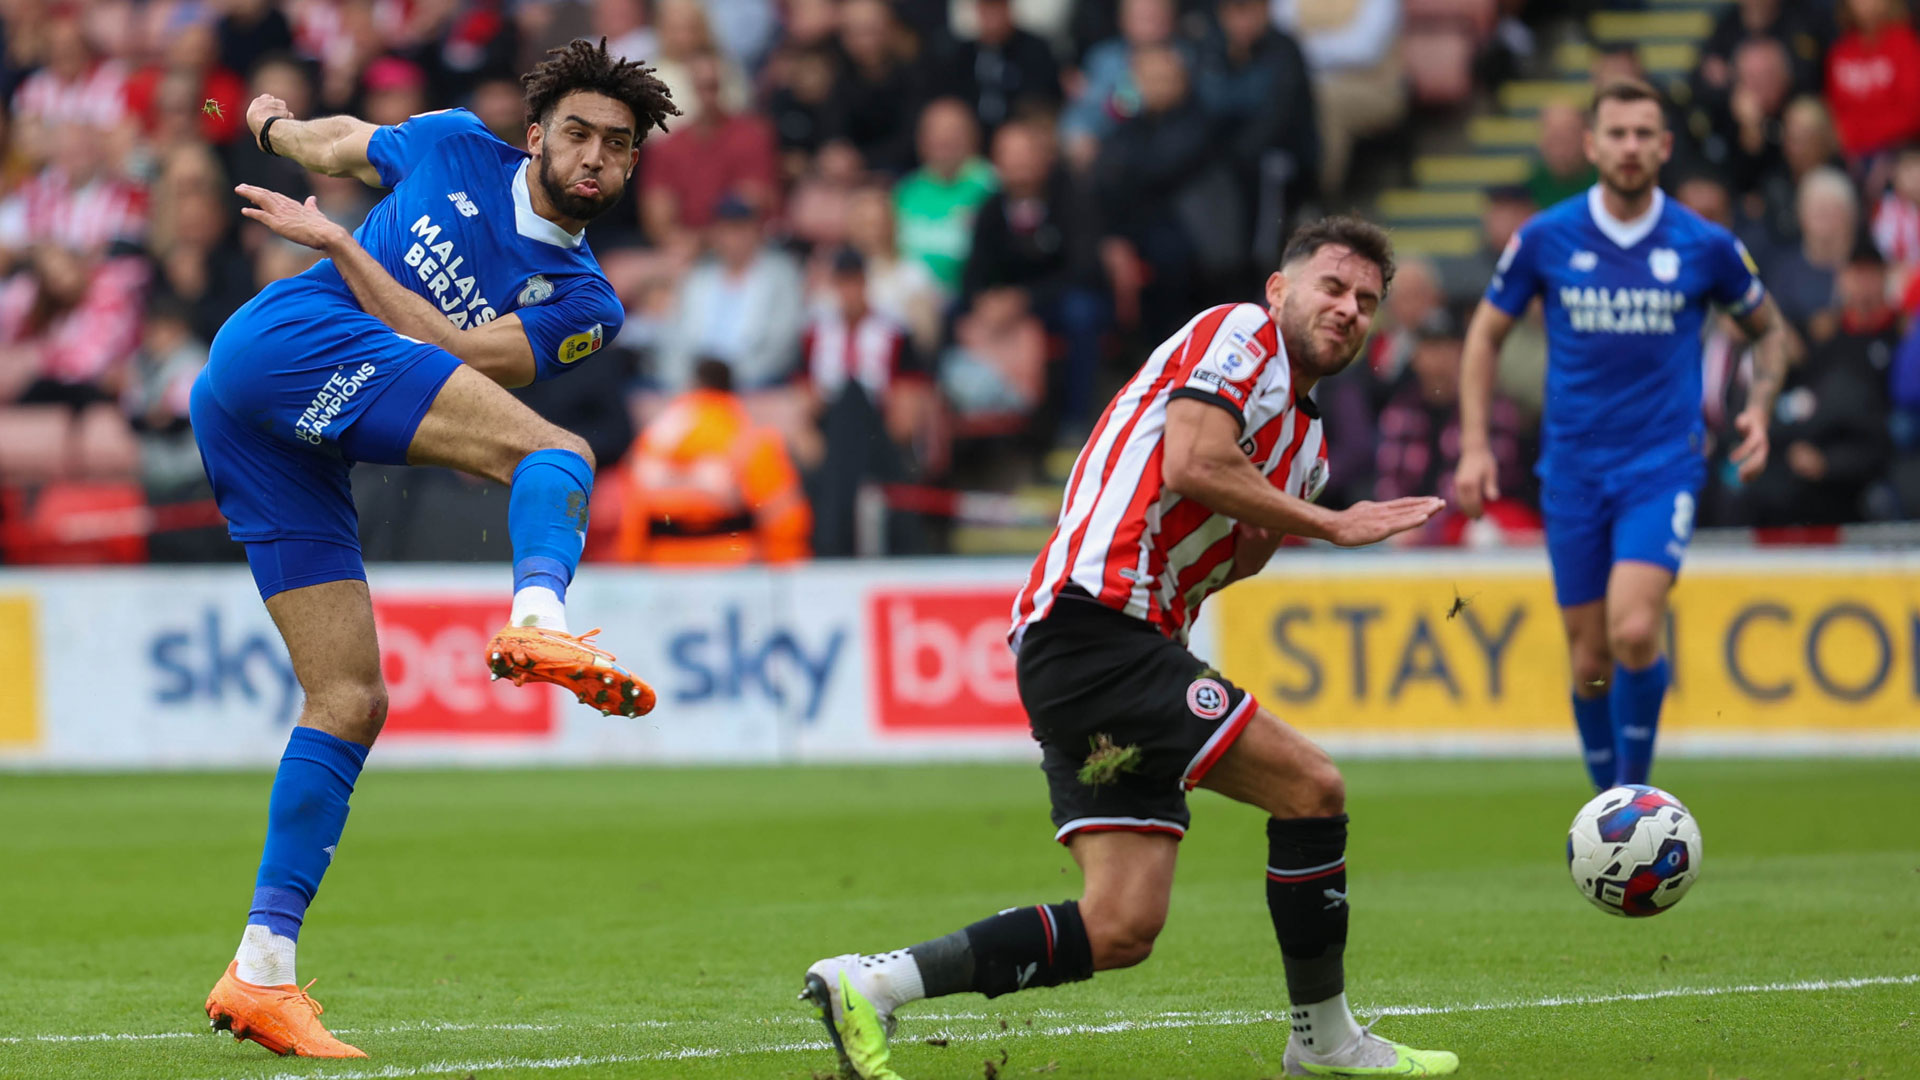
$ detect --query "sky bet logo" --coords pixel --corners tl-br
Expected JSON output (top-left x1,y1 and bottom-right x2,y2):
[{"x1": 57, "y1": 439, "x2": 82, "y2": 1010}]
[{"x1": 666, "y1": 607, "x2": 844, "y2": 722}]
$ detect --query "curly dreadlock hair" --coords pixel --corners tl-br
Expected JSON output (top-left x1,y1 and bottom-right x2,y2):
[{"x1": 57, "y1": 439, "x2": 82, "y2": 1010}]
[{"x1": 521, "y1": 37, "x2": 679, "y2": 137}]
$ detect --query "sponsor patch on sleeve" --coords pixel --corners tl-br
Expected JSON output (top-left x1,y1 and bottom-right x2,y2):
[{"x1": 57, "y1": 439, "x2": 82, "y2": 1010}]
[{"x1": 557, "y1": 323, "x2": 604, "y2": 364}]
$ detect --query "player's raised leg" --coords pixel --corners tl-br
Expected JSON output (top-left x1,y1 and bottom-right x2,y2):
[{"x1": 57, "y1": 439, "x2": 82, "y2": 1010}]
[
  {"x1": 1200, "y1": 707, "x2": 1457, "y2": 1077},
  {"x1": 800, "y1": 831, "x2": 1172, "y2": 1080},
  {"x1": 406, "y1": 364, "x2": 655, "y2": 716},
  {"x1": 1562, "y1": 600, "x2": 1617, "y2": 790},
  {"x1": 206, "y1": 577, "x2": 382, "y2": 1059},
  {"x1": 1604, "y1": 560, "x2": 1676, "y2": 785}
]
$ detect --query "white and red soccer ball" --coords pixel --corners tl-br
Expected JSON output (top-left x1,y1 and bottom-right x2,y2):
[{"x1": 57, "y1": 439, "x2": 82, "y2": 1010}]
[{"x1": 1567, "y1": 784, "x2": 1703, "y2": 917}]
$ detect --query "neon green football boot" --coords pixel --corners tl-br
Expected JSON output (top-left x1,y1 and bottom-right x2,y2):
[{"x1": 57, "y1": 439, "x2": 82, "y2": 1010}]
[
  {"x1": 1283, "y1": 1023, "x2": 1459, "y2": 1076},
  {"x1": 800, "y1": 955, "x2": 905, "y2": 1080}
]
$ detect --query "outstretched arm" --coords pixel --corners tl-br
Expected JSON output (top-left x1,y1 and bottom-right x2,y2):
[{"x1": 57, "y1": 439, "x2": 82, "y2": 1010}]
[
  {"x1": 1163, "y1": 398, "x2": 1442, "y2": 546},
  {"x1": 245, "y1": 94, "x2": 383, "y2": 187},
  {"x1": 237, "y1": 185, "x2": 538, "y2": 387}
]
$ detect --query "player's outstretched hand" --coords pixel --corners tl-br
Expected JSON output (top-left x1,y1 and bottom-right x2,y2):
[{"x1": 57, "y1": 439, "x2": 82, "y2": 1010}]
[
  {"x1": 1453, "y1": 447, "x2": 1499, "y2": 519},
  {"x1": 246, "y1": 93, "x2": 293, "y2": 147},
  {"x1": 236, "y1": 185, "x2": 346, "y2": 252},
  {"x1": 1730, "y1": 404, "x2": 1771, "y2": 482},
  {"x1": 1325, "y1": 497, "x2": 1445, "y2": 548}
]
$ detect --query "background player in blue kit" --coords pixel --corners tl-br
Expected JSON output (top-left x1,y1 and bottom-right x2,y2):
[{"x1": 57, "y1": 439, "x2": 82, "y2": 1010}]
[
  {"x1": 1454, "y1": 79, "x2": 1788, "y2": 794},
  {"x1": 196, "y1": 40, "x2": 677, "y2": 1057}
]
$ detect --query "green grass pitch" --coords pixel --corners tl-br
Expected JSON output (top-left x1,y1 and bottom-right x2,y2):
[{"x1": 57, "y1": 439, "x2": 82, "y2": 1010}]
[{"x1": 2, "y1": 758, "x2": 1916, "y2": 1080}]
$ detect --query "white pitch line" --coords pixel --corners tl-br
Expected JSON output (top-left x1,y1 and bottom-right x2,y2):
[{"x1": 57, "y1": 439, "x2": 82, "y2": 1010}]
[
  {"x1": 166, "y1": 973, "x2": 1918, "y2": 1080},
  {"x1": 0, "y1": 1012, "x2": 1003, "y2": 1046}
]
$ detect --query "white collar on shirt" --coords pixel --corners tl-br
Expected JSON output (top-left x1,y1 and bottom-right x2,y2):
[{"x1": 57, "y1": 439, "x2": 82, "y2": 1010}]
[
  {"x1": 512, "y1": 160, "x2": 585, "y2": 249},
  {"x1": 1586, "y1": 183, "x2": 1665, "y2": 250}
]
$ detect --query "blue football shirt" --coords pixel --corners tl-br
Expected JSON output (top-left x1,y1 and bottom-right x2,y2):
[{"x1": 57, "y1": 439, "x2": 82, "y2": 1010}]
[
  {"x1": 298, "y1": 108, "x2": 624, "y2": 381},
  {"x1": 1484, "y1": 186, "x2": 1766, "y2": 478}
]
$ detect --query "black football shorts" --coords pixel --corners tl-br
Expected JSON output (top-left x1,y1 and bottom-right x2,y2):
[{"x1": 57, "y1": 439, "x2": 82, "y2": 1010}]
[{"x1": 1015, "y1": 587, "x2": 1260, "y2": 845}]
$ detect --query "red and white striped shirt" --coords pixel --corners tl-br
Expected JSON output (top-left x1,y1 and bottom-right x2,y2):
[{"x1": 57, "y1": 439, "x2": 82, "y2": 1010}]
[
  {"x1": 1010, "y1": 302, "x2": 1328, "y2": 645},
  {"x1": 0, "y1": 169, "x2": 148, "y2": 254},
  {"x1": 9, "y1": 60, "x2": 131, "y2": 133},
  {"x1": 803, "y1": 309, "x2": 913, "y2": 401}
]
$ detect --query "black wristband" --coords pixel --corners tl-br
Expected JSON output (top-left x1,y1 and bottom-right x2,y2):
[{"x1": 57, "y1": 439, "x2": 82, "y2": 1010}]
[{"x1": 259, "y1": 114, "x2": 283, "y2": 157}]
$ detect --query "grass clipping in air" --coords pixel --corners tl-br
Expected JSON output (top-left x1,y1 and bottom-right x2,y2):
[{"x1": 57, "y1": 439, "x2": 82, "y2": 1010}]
[{"x1": 1078, "y1": 734, "x2": 1142, "y2": 786}]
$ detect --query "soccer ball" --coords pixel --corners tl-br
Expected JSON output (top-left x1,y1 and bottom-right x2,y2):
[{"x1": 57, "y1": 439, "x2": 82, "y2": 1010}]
[{"x1": 1566, "y1": 784, "x2": 1702, "y2": 917}]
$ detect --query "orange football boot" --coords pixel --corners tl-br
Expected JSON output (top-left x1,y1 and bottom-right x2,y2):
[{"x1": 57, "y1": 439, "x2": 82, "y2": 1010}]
[
  {"x1": 204, "y1": 961, "x2": 365, "y2": 1058},
  {"x1": 486, "y1": 624, "x2": 657, "y2": 716}
]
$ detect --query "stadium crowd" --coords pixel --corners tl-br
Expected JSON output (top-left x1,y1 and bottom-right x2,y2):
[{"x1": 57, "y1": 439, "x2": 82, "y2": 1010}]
[{"x1": 0, "y1": 0, "x2": 1916, "y2": 564}]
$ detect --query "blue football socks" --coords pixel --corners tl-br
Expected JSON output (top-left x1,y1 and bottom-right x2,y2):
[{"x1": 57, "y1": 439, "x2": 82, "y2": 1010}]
[
  {"x1": 1610, "y1": 657, "x2": 1670, "y2": 786},
  {"x1": 507, "y1": 448, "x2": 594, "y2": 604},
  {"x1": 1570, "y1": 691, "x2": 1615, "y2": 791},
  {"x1": 248, "y1": 726, "x2": 370, "y2": 941}
]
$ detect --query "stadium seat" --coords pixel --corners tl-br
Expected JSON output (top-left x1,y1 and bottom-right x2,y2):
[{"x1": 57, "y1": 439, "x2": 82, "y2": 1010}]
[
  {"x1": 0, "y1": 481, "x2": 149, "y2": 564},
  {"x1": 0, "y1": 406, "x2": 73, "y2": 484}
]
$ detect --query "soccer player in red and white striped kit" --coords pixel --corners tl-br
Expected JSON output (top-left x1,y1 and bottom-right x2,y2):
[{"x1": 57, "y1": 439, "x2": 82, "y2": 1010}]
[{"x1": 802, "y1": 218, "x2": 1459, "y2": 1078}]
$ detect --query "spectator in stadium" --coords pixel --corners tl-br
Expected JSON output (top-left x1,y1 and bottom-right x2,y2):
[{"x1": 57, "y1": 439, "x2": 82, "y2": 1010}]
[
  {"x1": 962, "y1": 117, "x2": 1107, "y2": 431},
  {"x1": 696, "y1": 0, "x2": 778, "y2": 75},
  {"x1": 1194, "y1": 0, "x2": 1320, "y2": 239},
  {"x1": 215, "y1": 0, "x2": 295, "y2": 78},
  {"x1": 1824, "y1": 0, "x2": 1920, "y2": 164},
  {"x1": 1871, "y1": 142, "x2": 1920, "y2": 300},
  {"x1": 0, "y1": 119, "x2": 146, "y2": 270},
  {"x1": 1443, "y1": 184, "x2": 1533, "y2": 307},
  {"x1": 649, "y1": 194, "x2": 808, "y2": 391},
  {"x1": 779, "y1": 0, "x2": 844, "y2": 54},
  {"x1": 940, "y1": 273, "x2": 1048, "y2": 426},
  {"x1": 940, "y1": 0, "x2": 1061, "y2": 139},
  {"x1": 1060, "y1": 0, "x2": 1183, "y2": 172},
  {"x1": 894, "y1": 97, "x2": 996, "y2": 295},
  {"x1": 146, "y1": 142, "x2": 253, "y2": 344},
  {"x1": 124, "y1": 14, "x2": 247, "y2": 146},
  {"x1": 801, "y1": 247, "x2": 942, "y2": 555},
  {"x1": 1760, "y1": 165, "x2": 1857, "y2": 337},
  {"x1": 0, "y1": 245, "x2": 149, "y2": 411},
  {"x1": 787, "y1": 139, "x2": 868, "y2": 253},
  {"x1": 1741, "y1": 243, "x2": 1896, "y2": 526},
  {"x1": 359, "y1": 55, "x2": 428, "y2": 128},
  {"x1": 1525, "y1": 101, "x2": 1595, "y2": 211},
  {"x1": 842, "y1": 183, "x2": 942, "y2": 355},
  {"x1": 1710, "y1": 38, "x2": 1795, "y2": 198},
  {"x1": 9, "y1": 13, "x2": 131, "y2": 164},
  {"x1": 825, "y1": 0, "x2": 931, "y2": 175},
  {"x1": 641, "y1": 50, "x2": 779, "y2": 249},
  {"x1": 125, "y1": 291, "x2": 209, "y2": 494},
  {"x1": 613, "y1": 358, "x2": 811, "y2": 564},
  {"x1": 1374, "y1": 308, "x2": 1528, "y2": 540},
  {"x1": 1274, "y1": 0, "x2": 1405, "y2": 196},
  {"x1": 1740, "y1": 95, "x2": 1841, "y2": 247},
  {"x1": 765, "y1": 44, "x2": 841, "y2": 175},
  {"x1": 1091, "y1": 44, "x2": 1226, "y2": 339},
  {"x1": 470, "y1": 75, "x2": 528, "y2": 147},
  {"x1": 650, "y1": 0, "x2": 751, "y2": 117},
  {"x1": 1696, "y1": 0, "x2": 1830, "y2": 100}
]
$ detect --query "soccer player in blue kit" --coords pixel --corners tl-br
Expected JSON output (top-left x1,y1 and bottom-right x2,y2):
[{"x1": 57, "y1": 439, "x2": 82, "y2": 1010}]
[
  {"x1": 196, "y1": 41, "x2": 677, "y2": 1057},
  {"x1": 1456, "y1": 79, "x2": 1787, "y2": 793}
]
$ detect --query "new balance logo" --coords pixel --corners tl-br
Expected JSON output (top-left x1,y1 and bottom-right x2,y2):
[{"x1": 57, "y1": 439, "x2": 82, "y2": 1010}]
[
  {"x1": 1322, "y1": 887, "x2": 1347, "y2": 910},
  {"x1": 1569, "y1": 250, "x2": 1598, "y2": 272},
  {"x1": 323, "y1": 845, "x2": 337, "y2": 864},
  {"x1": 1015, "y1": 963, "x2": 1038, "y2": 989},
  {"x1": 448, "y1": 191, "x2": 480, "y2": 217}
]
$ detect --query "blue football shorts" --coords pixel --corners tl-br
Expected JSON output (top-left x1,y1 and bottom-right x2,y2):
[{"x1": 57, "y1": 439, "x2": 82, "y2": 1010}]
[
  {"x1": 1539, "y1": 452, "x2": 1706, "y2": 609},
  {"x1": 191, "y1": 275, "x2": 462, "y2": 599}
]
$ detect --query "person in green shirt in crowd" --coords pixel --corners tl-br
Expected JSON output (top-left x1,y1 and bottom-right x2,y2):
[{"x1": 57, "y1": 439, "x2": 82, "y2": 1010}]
[{"x1": 895, "y1": 98, "x2": 999, "y2": 293}]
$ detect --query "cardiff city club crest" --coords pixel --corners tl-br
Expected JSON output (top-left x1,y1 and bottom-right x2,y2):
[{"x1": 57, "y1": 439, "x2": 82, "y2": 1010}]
[
  {"x1": 518, "y1": 275, "x2": 555, "y2": 306},
  {"x1": 1648, "y1": 248, "x2": 1680, "y2": 283}
]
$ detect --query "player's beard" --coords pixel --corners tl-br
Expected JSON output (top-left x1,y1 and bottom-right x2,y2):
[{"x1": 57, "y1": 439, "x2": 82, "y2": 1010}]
[
  {"x1": 1280, "y1": 292, "x2": 1364, "y2": 380},
  {"x1": 536, "y1": 152, "x2": 621, "y2": 223},
  {"x1": 1600, "y1": 157, "x2": 1657, "y2": 201}
]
